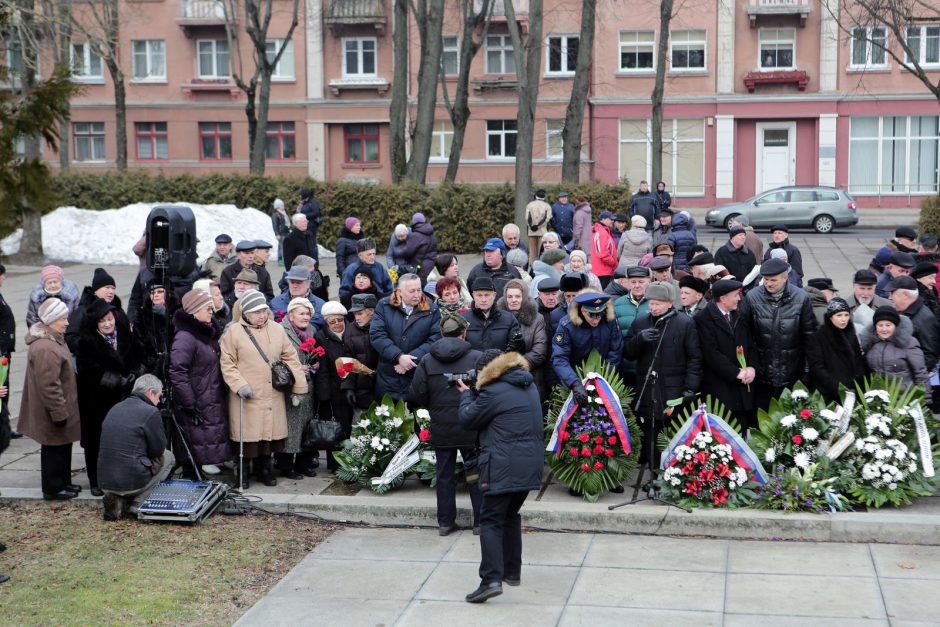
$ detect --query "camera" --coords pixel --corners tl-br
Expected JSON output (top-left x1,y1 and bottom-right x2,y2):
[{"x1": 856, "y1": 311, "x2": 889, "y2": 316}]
[{"x1": 444, "y1": 370, "x2": 477, "y2": 387}]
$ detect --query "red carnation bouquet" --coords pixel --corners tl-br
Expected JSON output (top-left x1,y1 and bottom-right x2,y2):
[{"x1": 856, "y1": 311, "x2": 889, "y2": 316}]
[
  {"x1": 335, "y1": 357, "x2": 374, "y2": 379},
  {"x1": 298, "y1": 337, "x2": 326, "y2": 366}
]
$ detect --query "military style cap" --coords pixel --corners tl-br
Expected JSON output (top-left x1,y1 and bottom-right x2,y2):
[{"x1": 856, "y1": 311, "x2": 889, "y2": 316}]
[{"x1": 574, "y1": 292, "x2": 610, "y2": 313}]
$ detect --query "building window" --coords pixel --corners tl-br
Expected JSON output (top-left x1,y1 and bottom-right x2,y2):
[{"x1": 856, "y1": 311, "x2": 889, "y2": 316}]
[
  {"x1": 345, "y1": 124, "x2": 380, "y2": 163},
  {"x1": 485, "y1": 34, "x2": 515, "y2": 74},
  {"x1": 343, "y1": 38, "x2": 377, "y2": 78},
  {"x1": 670, "y1": 29, "x2": 705, "y2": 71},
  {"x1": 197, "y1": 39, "x2": 230, "y2": 78},
  {"x1": 546, "y1": 119, "x2": 564, "y2": 160},
  {"x1": 486, "y1": 120, "x2": 517, "y2": 159},
  {"x1": 851, "y1": 27, "x2": 887, "y2": 67},
  {"x1": 265, "y1": 39, "x2": 294, "y2": 80},
  {"x1": 619, "y1": 118, "x2": 705, "y2": 196},
  {"x1": 70, "y1": 43, "x2": 103, "y2": 80},
  {"x1": 265, "y1": 122, "x2": 296, "y2": 160},
  {"x1": 619, "y1": 30, "x2": 655, "y2": 72},
  {"x1": 431, "y1": 120, "x2": 454, "y2": 161},
  {"x1": 442, "y1": 36, "x2": 459, "y2": 76},
  {"x1": 135, "y1": 122, "x2": 168, "y2": 161},
  {"x1": 73, "y1": 122, "x2": 105, "y2": 162},
  {"x1": 907, "y1": 25, "x2": 940, "y2": 66},
  {"x1": 199, "y1": 122, "x2": 232, "y2": 160},
  {"x1": 546, "y1": 35, "x2": 579, "y2": 75},
  {"x1": 759, "y1": 28, "x2": 795, "y2": 70},
  {"x1": 132, "y1": 40, "x2": 165, "y2": 81},
  {"x1": 849, "y1": 116, "x2": 939, "y2": 194}
]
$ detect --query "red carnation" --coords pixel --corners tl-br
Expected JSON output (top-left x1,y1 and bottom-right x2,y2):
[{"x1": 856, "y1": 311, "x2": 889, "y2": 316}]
[
  {"x1": 580, "y1": 463, "x2": 590, "y2": 472},
  {"x1": 560, "y1": 431, "x2": 570, "y2": 441},
  {"x1": 604, "y1": 448, "x2": 614, "y2": 457},
  {"x1": 792, "y1": 435, "x2": 803, "y2": 444},
  {"x1": 594, "y1": 436, "x2": 604, "y2": 444},
  {"x1": 578, "y1": 433, "x2": 590, "y2": 443},
  {"x1": 607, "y1": 436, "x2": 617, "y2": 445},
  {"x1": 593, "y1": 461, "x2": 604, "y2": 470},
  {"x1": 593, "y1": 445, "x2": 604, "y2": 455},
  {"x1": 581, "y1": 448, "x2": 591, "y2": 457},
  {"x1": 343, "y1": 362, "x2": 355, "y2": 373},
  {"x1": 799, "y1": 409, "x2": 812, "y2": 419},
  {"x1": 570, "y1": 447, "x2": 579, "y2": 457},
  {"x1": 419, "y1": 429, "x2": 430, "y2": 442}
]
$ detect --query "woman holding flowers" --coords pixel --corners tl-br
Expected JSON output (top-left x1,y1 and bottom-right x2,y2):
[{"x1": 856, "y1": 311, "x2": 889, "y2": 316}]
[
  {"x1": 806, "y1": 297, "x2": 868, "y2": 403},
  {"x1": 315, "y1": 301, "x2": 355, "y2": 472}
]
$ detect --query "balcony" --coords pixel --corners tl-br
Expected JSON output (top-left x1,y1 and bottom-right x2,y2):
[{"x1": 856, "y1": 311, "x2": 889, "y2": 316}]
[
  {"x1": 177, "y1": 0, "x2": 233, "y2": 36},
  {"x1": 325, "y1": 0, "x2": 387, "y2": 36},
  {"x1": 181, "y1": 79, "x2": 241, "y2": 98},
  {"x1": 745, "y1": 0, "x2": 812, "y2": 27},
  {"x1": 471, "y1": 77, "x2": 519, "y2": 94},
  {"x1": 328, "y1": 77, "x2": 390, "y2": 95},
  {"x1": 743, "y1": 69, "x2": 809, "y2": 92}
]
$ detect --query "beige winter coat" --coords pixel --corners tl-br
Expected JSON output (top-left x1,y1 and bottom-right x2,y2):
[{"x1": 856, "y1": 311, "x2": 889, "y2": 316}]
[
  {"x1": 17, "y1": 324, "x2": 80, "y2": 446},
  {"x1": 525, "y1": 199, "x2": 552, "y2": 236},
  {"x1": 220, "y1": 318, "x2": 307, "y2": 442}
]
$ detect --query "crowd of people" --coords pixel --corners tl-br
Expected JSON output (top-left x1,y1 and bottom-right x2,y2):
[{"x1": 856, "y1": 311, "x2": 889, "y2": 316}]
[{"x1": 1, "y1": 187, "x2": 938, "y2": 592}]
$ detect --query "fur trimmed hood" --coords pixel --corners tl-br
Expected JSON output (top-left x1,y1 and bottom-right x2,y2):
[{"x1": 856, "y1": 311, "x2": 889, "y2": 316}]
[
  {"x1": 26, "y1": 322, "x2": 64, "y2": 345},
  {"x1": 568, "y1": 288, "x2": 616, "y2": 326},
  {"x1": 497, "y1": 279, "x2": 539, "y2": 326},
  {"x1": 860, "y1": 314, "x2": 916, "y2": 349},
  {"x1": 475, "y1": 352, "x2": 529, "y2": 390}
]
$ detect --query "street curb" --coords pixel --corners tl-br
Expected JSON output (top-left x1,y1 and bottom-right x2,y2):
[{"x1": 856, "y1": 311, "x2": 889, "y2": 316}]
[{"x1": 7, "y1": 489, "x2": 935, "y2": 545}]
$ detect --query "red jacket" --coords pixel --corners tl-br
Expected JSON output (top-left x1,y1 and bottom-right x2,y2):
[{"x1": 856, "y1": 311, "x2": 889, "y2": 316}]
[{"x1": 591, "y1": 223, "x2": 619, "y2": 278}]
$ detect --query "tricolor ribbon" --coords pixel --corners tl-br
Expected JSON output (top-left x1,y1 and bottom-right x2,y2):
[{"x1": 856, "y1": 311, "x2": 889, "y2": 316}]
[{"x1": 546, "y1": 373, "x2": 632, "y2": 456}]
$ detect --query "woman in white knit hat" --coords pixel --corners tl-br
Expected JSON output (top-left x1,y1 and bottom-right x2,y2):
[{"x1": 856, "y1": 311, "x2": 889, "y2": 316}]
[
  {"x1": 219, "y1": 289, "x2": 307, "y2": 489},
  {"x1": 18, "y1": 298, "x2": 82, "y2": 500}
]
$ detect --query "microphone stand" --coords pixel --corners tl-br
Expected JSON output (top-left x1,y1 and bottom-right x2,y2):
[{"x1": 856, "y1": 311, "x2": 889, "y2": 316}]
[{"x1": 609, "y1": 315, "x2": 691, "y2": 513}]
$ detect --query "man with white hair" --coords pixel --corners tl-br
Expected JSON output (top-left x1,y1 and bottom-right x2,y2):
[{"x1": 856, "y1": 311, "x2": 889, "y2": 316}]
[
  {"x1": 387, "y1": 224, "x2": 410, "y2": 269},
  {"x1": 271, "y1": 199, "x2": 290, "y2": 266},
  {"x1": 283, "y1": 213, "x2": 317, "y2": 271},
  {"x1": 888, "y1": 275, "x2": 940, "y2": 371},
  {"x1": 502, "y1": 223, "x2": 529, "y2": 259}
]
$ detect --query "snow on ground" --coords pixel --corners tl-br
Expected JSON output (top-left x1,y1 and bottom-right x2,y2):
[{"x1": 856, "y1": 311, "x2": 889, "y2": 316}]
[{"x1": 0, "y1": 203, "x2": 333, "y2": 265}]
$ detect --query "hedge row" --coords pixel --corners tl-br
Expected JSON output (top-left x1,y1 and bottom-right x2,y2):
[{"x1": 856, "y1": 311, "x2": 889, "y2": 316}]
[
  {"x1": 919, "y1": 194, "x2": 940, "y2": 238},
  {"x1": 45, "y1": 172, "x2": 633, "y2": 253}
]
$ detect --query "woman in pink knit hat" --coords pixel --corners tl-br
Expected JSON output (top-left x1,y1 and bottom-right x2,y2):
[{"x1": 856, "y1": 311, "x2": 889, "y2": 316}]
[{"x1": 25, "y1": 265, "x2": 81, "y2": 328}]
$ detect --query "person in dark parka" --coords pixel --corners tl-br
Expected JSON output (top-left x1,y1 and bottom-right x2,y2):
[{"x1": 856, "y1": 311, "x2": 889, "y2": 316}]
[
  {"x1": 341, "y1": 294, "x2": 380, "y2": 410},
  {"x1": 806, "y1": 297, "x2": 868, "y2": 404},
  {"x1": 694, "y1": 279, "x2": 756, "y2": 429},
  {"x1": 395, "y1": 213, "x2": 439, "y2": 283},
  {"x1": 457, "y1": 350, "x2": 543, "y2": 603},
  {"x1": 370, "y1": 273, "x2": 442, "y2": 400},
  {"x1": 552, "y1": 291, "x2": 623, "y2": 398},
  {"x1": 66, "y1": 268, "x2": 126, "y2": 354},
  {"x1": 168, "y1": 290, "x2": 230, "y2": 474},
  {"x1": 714, "y1": 227, "x2": 757, "y2": 283},
  {"x1": 408, "y1": 314, "x2": 482, "y2": 534},
  {"x1": 334, "y1": 217, "x2": 364, "y2": 279},
  {"x1": 133, "y1": 282, "x2": 175, "y2": 377},
  {"x1": 463, "y1": 277, "x2": 522, "y2": 352},
  {"x1": 76, "y1": 298, "x2": 145, "y2": 495},
  {"x1": 315, "y1": 301, "x2": 355, "y2": 472}
]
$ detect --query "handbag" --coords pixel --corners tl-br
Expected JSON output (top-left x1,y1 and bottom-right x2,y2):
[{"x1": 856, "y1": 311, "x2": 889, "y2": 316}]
[
  {"x1": 244, "y1": 327, "x2": 295, "y2": 392},
  {"x1": 302, "y1": 416, "x2": 345, "y2": 451}
]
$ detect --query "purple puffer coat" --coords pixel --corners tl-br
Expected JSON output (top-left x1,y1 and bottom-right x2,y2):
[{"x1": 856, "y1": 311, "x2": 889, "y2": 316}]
[{"x1": 169, "y1": 309, "x2": 230, "y2": 465}]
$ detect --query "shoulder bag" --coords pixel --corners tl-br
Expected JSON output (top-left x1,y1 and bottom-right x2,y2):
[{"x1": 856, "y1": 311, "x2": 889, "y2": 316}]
[{"x1": 244, "y1": 326, "x2": 295, "y2": 392}]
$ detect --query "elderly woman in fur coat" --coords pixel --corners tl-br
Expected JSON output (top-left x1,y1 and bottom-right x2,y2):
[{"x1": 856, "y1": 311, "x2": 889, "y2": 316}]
[{"x1": 498, "y1": 279, "x2": 548, "y2": 398}]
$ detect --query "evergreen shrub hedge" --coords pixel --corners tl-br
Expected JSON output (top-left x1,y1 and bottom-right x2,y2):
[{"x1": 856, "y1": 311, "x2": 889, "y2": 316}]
[{"x1": 918, "y1": 194, "x2": 940, "y2": 239}]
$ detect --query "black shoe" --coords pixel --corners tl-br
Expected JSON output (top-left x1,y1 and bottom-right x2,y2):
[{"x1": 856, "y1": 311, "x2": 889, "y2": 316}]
[
  {"x1": 281, "y1": 469, "x2": 303, "y2": 480},
  {"x1": 10, "y1": 431, "x2": 22, "y2": 439},
  {"x1": 0, "y1": 575, "x2": 9, "y2": 584},
  {"x1": 43, "y1": 490, "x2": 77, "y2": 501},
  {"x1": 438, "y1": 524, "x2": 459, "y2": 537},
  {"x1": 309, "y1": 458, "x2": 320, "y2": 469},
  {"x1": 503, "y1": 575, "x2": 521, "y2": 587},
  {"x1": 473, "y1": 526, "x2": 481, "y2": 536},
  {"x1": 66, "y1": 484, "x2": 82, "y2": 493},
  {"x1": 90, "y1": 486, "x2": 104, "y2": 497},
  {"x1": 465, "y1": 582, "x2": 503, "y2": 603},
  {"x1": 610, "y1": 485, "x2": 625, "y2": 494},
  {"x1": 298, "y1": 467, "x2": 317, "y2": 478}
]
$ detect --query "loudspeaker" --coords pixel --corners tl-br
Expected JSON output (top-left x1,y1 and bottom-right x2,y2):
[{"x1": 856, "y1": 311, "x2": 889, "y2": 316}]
[{"x1": 146, "y1": 205, "x2": 197, "y2": 277}]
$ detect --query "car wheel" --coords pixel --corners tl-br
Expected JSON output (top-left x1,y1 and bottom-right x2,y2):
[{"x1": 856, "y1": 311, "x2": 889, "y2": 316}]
[
  {"x1": 813, "y1": 214, "x2": 834, "y2": 234},
  {"x1": 723, "y1": 213, "x2": 740, "y2": 231}
]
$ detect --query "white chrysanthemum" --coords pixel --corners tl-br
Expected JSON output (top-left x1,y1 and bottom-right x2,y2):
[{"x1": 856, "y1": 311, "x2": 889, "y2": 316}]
[
  {"x1": 861, "y1": 464, "x2": 879, "y2": 480},
  {"x1": 790, "y1": 390, "x2": 808, "y2": 400},
  {"x1": 794, "y1": 452, "x2": 811, "y2": 469},
  {"x1": 864, "y1": 390, "x2": 890, "y2": 403},
  {"x1": 780, "y1": 415, "x2": 797, "y2": 428},
  {"x1": 909, "y1": 462, "x2": 918, "y2": 472},
  {"x1": 888, "y1": 482, "x2": 898, "y2": 490},
  {"x1": 764, "y1": 448, "x2": 776, "y2": 463},
  {"x1": 802, "y1": 427, "x2": 818, "y2": 441},
  {"x1": 415, "y1": 409, "x2": 430, "y2": 420},
  {"x1": 381, "y1": 437, "x2": 390, "y2": 445}
]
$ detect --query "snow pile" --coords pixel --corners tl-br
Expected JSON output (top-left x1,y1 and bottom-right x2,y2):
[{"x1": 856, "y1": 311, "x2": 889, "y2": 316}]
[{"x1": 0, "y1": 203, "x2": 333, "y2": 265}]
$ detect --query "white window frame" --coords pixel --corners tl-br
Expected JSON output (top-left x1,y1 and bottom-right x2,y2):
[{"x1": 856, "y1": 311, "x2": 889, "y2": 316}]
[
  {"x1": 758, "y1": 27, "x2": 795, "y2": 71},
  {"x1": 131, "y1": 40, "x2": 166, "y2": 82},
  {"x1": 430, "y1": 120, "x2": 454, "y2": 161},
  {"x1": 70, "y1": 42, "x2": 103, "y2": 81},
  {"x1": 342, "y1": 37, "x2": 377, "y2": 78},
  {"x1": 265, "y1": 38, "x2": 295, "y2": 80},
  {"x1": 485, "y1": 34, "x2": 515, "y2": 75},
  {"x1": 73, "y1": 122, "x2": 106, "y2": 162},
  {"x1": 486, "y1": 120, "x2": 517, "y2": 160},
  {"x1": 197, "y1": 39, "x2": 230, "y2": 79},
  {"x1": 670, "y1": 29, "x2": 706, "y2": 73},
  {"x1": 619, "y1": 30, "x2": 656, "y2": 73},
  {"x1": 905, "y1": 25, "x2": 940, "y2": 67},
  {"x1": 848, "y1": 115, "x2": 940, "y2": 195},
  {"x1": 618, "y1": 118, "x2": 706, "y2": 196},
  {"x1": 850, "y1": 26, "x2": 888, "y2": 69},
  {"x1": 442, "y1": 36, "x2": 459, "y2": 76},
  {"x1": 545, "y1": 34, "x2": 579, "y2": 76},
  {"x1": 546, "y1": 119, "x2": 564, "y2": 160}
]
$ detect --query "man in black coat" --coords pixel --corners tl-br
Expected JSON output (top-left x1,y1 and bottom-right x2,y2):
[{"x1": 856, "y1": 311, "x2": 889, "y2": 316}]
[
  {"x1": 298, "y1": 187, "x2": 323, "y2": 260},
  {"x1": 219, "y1": 241, "x2": 275, "y2": 301},
  {"x1": 763, "y1": 225, "x2": 804, "y2": 287},
  {"x1": 97, "y1": 374, "x2": 174, "y2": 521},
  {"x1": 694, "y1": 279, "x2": 757, "y2": 429},
  {"x1": 465, "y1": 238, "x2": 522, "y2": 299},
  {"x1": 714, "y1": 227, "x2": 757, "y2": 283},
  {"x1": 282, "y1": 213, "x2": 318, "y2": 271},
  {"x1": 408, "y1": 314, "x2": 482, "y2": 535},
  {"x1": 463, "y1": 277, "x2": 522, "y2": 352},
  {"x1": 458, "y1": 349, "x2": 543, "y2": 603},
  {"x1": 745, "y1": 258, "x2": 817, "y2": 411}
]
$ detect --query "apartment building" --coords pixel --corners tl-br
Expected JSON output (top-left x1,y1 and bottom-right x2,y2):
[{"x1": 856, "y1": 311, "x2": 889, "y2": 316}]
[{"x1": 40, "y1": 0, "x2": 940, "y2": 207}]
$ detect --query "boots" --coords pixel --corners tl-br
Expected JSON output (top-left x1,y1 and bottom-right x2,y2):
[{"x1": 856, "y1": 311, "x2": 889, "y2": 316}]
[
  {"x1": 102, "y1": 493, "x2": 125, "y2": 521},
  {"x1": 259, "y1": 456, "x2": 278, "y2": 487}
]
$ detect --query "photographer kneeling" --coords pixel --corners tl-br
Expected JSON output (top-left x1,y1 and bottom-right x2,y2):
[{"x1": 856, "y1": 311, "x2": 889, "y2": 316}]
[
  {"x1": 457, "y1": 349, "x2": 543, "y2": 604},
  {"x1": 408, "y1": 312, "x2": 483, "y2": 536},
  {"x1": 97, "y1": 374, "x2": 175, "y2": 521}
]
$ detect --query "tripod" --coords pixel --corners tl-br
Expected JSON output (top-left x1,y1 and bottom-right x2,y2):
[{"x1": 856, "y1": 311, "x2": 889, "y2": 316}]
[{"x1": 609, "y1": 318, "x2": 691, "y2": 513}]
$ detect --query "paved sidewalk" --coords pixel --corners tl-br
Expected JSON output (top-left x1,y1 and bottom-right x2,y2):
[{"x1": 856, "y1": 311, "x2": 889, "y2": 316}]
[{"x1": 235, "y1": 527, "x2": 940, "y2": 626}]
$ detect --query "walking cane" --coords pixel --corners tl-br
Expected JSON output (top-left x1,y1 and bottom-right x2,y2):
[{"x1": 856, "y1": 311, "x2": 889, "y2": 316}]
[{"x1": 238, "y1": 396, "x2": 245, "y2": 491}]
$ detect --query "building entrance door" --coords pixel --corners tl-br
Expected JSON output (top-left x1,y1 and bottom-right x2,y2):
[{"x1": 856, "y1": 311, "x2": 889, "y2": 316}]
[{"x1": 756, "y1": 122, "x2": 796, "y2": 192}]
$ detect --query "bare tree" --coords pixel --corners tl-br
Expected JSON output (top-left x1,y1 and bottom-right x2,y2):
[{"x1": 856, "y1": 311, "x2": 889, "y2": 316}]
[
  {"x1": 404, "y1": 0, "x2": 445, "y2": 183},
  {"x1": 224, "y1": 0, "x2": 300, "y2": 173},
  {"x1": 650, "y1": 0, "x2": 674, "y2": 186},
  {"x1": 830, "y1": 0, "x2": 940, "y2": 103},
  {"x1": 440, "y1": 0, "x2": 492, "y2": 183},
  {"x1": 389, "y1": 0, "x2": 409, "y2": 182},
  {"x1": 560, "y1": 0, "x2": 595, "y2": 183},
  {"x1": 40, "y1": 0, "x2": 72, "y2": 170},
  {"x1": 505, "y1": 0, "x2": 544, "y2": 227}
]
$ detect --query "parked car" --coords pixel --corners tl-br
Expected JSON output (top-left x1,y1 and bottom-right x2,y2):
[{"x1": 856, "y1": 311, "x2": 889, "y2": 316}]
[{"x1": 705, "y1": 186, "x2": 858, "y2": 234}]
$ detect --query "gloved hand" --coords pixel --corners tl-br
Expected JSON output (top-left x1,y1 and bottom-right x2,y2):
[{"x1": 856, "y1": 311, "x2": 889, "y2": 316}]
[
  {"x1": 344, "y1": 390, "x2": 358, "y2": 407},
  {"x1": 180, "y1": 406, "x2": 203, "y2": 425},
  {"x1": 682, "y1": 390, "x2": 696, "y2": 406},
  {"x1": 639, "y1": 328, "x2": 661, "y2": 344},
  {"x1": 120, "y1": 373, "x2": 136, "y2": 394},
  {"x1": 571, "y1": 381, "x2": 590, "y2": 408},
  {"x1": 506, "y1": 331, "x2": 526, "y2": 353},
  {"x1": 237, "y1": 385, "x2": 255, "y2": 399},
  {"x1": 291, "y1": 394, "x2": 302, "y2": 407}
]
